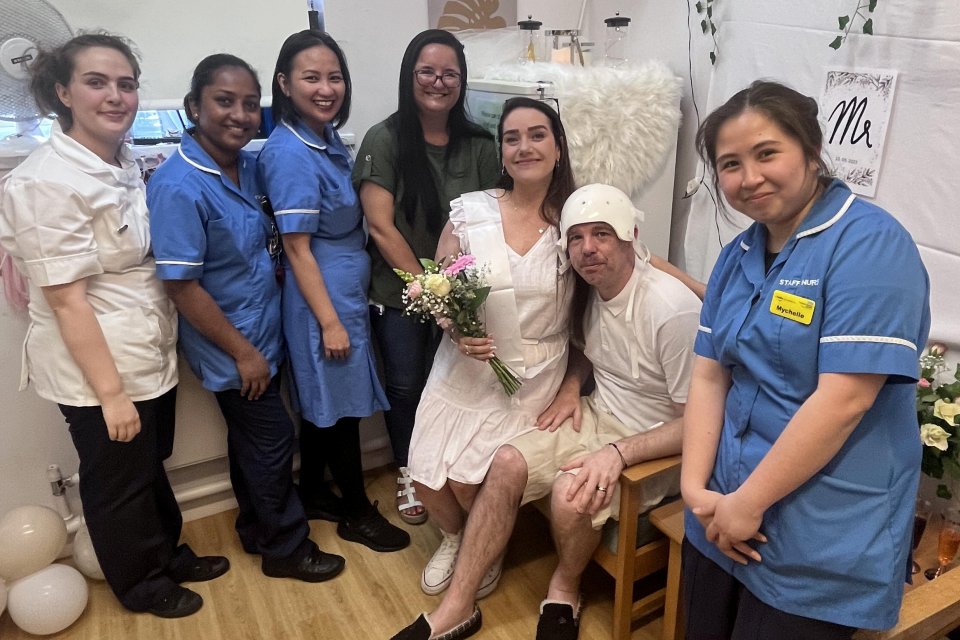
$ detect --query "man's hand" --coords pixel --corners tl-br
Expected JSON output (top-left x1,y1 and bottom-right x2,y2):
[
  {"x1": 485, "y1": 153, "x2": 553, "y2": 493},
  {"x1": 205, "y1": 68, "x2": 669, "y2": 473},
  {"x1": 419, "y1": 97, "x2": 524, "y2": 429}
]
[
  {"x1": 536, "y1": 388, "x2": 582, "y2": 432},
  {"x1": 559, "y1": 445, "x2": 625, "y2": 516}
]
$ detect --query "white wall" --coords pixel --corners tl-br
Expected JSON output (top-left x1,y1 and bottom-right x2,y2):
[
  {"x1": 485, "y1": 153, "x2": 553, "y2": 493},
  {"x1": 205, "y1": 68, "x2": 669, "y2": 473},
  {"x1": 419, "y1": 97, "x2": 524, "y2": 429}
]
[
  {"x1": 0, "y1": 0, "x2": 348, "y2": 520},
  {"x1": 51, "y1": 0, "x2": 307, "y2": 101},
  {"x1": 324, "y1": 1, "x2": 429, "y2": 147},
  {"x1": 0, "y1": 308, "x2": 81, "y2": 517}
]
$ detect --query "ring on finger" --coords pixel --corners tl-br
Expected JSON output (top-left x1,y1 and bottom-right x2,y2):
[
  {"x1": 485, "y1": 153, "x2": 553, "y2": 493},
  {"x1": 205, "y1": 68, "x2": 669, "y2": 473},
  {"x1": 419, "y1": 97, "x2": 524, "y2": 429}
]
[
  {"x1": 596, "y1": 485, "x2": 607, "y2": 493},
  {"x1": 465, "y1": 345, "x2": 471, "y2": 354}
]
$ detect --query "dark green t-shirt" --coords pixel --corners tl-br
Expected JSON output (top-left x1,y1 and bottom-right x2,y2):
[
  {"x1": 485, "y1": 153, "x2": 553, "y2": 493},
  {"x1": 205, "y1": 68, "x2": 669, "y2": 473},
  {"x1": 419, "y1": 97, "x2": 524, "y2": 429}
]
[{"x1": 352, "y1": 120, "x2": 499, "y2": 309}]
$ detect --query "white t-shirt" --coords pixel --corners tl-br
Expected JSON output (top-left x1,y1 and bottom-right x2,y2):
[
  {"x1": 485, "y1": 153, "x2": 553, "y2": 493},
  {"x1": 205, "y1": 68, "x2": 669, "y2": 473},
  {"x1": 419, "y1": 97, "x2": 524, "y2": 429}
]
[
  {"x1": 0, "y1": 122, "x2": 177, "y2": 406},
  {"x1": 584, "y1": 258, "x2": 701, "y2": 431}
]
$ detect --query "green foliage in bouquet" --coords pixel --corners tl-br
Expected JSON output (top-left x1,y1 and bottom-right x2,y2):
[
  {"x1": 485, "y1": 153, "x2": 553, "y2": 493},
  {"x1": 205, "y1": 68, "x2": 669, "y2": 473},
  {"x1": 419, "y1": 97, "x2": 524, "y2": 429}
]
[{"x1": 918, "y1": 345, "x2": 960, "y2": 499}]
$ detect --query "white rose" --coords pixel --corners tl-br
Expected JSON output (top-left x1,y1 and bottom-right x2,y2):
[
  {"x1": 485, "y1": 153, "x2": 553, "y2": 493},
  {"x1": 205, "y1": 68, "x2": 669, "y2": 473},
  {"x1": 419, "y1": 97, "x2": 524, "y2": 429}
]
[
  {"x1": 423, "y1": 273, "x2": 452, "y2": 297},
  {"x1": 921, "y1": 423, "x2": 951, "y2": 451},
  {"x1": 934, "y1": 398, "x2": 960, "y2": 426}
]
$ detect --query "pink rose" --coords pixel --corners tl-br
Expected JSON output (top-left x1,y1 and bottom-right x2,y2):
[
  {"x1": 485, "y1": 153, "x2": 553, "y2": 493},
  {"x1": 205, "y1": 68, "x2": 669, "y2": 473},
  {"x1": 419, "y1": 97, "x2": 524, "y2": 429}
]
[
  {"x1": 407, "y1": 281, "x2": 423, "y2": 299},
  {"x1": 918, "y1": 378, "x2": 931, "y2": 389},
  {"x1": 443, "y1": 254, "x2": 476, "y2": 276}
]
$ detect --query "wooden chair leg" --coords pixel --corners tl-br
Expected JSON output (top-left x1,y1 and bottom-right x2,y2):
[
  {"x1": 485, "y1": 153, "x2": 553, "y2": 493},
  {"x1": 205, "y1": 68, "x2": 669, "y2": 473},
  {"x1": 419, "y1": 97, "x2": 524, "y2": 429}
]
[
  {"x1": 661, "y1": 538, "x2": 683, "y2": 640},
  {"x1": 612, "y1": 487, "x2": 640, "y2": 640}
]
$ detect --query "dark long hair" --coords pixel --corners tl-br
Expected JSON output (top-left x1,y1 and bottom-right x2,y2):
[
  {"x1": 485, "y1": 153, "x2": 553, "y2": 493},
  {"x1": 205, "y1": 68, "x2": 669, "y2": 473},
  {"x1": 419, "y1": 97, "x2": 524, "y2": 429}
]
[
  {"x1": 495, "y1": 97, "x2": 574, "y2": 229},
  {"x1": 270, "y1": 30, "x2": 351, "y2": 129},
  {"x1": 387, "y1": 29, "x2": 492, "y2": 233},
  {"x1": 696, "y1": 80, "x2": 830, "y2": 210},
  {"x1": 29, "y1": 32, "x2": 140, "y2": 131},
  {"x1": 183, "y1": 54, "x2": 260, "y2": 126}
]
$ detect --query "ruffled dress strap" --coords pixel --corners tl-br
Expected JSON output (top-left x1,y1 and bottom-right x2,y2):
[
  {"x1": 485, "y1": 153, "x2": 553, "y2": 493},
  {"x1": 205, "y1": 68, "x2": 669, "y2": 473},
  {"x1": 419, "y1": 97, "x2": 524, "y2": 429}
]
[{"x1": 452, "y1": 190, "x2": 525, "y2": 378}]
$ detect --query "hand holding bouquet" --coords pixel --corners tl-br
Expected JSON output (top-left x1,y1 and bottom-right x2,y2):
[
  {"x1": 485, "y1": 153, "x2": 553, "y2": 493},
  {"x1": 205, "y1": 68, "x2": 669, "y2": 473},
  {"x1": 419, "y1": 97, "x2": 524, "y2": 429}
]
[{"x1": 394, "y1": 254, "x2": 523, "y2": 395}]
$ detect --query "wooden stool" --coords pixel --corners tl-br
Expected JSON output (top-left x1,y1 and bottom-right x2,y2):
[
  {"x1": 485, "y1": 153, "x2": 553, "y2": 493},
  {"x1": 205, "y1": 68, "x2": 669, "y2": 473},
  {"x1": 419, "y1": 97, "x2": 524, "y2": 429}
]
[{"x1": 649, "y1": 499, "x2": 685, "y2": 640}]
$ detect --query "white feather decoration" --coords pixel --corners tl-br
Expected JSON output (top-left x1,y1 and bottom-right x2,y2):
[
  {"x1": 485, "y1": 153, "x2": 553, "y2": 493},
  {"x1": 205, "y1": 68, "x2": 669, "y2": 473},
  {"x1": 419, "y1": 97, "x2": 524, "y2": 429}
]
[{"x1": 478, "y1": 62, "x2": 682, "y2": 196}]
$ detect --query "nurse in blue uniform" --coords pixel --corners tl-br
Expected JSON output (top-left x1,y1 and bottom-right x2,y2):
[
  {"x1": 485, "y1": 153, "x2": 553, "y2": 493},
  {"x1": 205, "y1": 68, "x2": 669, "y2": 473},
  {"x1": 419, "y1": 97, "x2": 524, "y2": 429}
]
[
  {"x1": 680, "y1": 81, "x2": 931, "y2": 638},
  {"x1": 148, "y1": 54, "x2": 344, "y2": 583},
  {"x1": 259, "y1": 31, "x2": 406, "y2": 552}
]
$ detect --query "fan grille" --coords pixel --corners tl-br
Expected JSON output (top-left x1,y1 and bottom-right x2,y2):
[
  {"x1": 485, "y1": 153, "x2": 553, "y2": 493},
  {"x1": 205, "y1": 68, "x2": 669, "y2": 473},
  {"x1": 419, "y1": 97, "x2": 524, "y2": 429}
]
[{"x1": 0, "y1": 0, "x2": 73, "y2": 121}]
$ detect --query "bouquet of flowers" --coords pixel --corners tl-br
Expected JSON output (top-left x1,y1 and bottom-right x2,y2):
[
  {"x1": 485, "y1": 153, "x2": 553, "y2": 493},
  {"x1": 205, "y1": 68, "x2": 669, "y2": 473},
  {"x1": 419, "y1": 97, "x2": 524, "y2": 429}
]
[
  {"x1": 394, "y1": 254, "x2": 523, "y2": 396},
  {"x1": 918, "y1": 344, "x2": 960, "y2": 498}
]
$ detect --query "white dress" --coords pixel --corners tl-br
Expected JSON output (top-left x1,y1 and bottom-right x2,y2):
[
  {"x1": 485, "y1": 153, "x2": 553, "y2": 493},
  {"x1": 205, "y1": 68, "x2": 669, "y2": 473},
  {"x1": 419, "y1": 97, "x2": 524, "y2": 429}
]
[{"x1": 408, "y1": 190, "x2": 572, "y2": 490}]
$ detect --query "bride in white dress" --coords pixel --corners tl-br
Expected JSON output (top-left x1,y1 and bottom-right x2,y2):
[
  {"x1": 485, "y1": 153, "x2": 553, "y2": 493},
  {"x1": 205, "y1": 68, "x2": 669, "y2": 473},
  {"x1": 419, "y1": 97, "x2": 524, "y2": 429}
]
[{"x1": 407, "y1": 97, "x2": 577, "y2": 597}]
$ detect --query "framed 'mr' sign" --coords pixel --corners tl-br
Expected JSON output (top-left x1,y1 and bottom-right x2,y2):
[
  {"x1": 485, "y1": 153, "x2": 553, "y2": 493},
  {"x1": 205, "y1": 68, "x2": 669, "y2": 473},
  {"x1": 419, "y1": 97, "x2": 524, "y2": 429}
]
[{"x1": 819, "y1": 68, "x2": 899, "y2": 198}]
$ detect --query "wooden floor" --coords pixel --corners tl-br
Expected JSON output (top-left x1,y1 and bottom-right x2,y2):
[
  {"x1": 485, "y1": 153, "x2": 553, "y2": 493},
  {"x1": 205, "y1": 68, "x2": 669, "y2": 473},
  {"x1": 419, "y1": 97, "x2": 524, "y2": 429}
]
[{"x1": 0, "y1": 465, "x2": 664, "y2": 639}]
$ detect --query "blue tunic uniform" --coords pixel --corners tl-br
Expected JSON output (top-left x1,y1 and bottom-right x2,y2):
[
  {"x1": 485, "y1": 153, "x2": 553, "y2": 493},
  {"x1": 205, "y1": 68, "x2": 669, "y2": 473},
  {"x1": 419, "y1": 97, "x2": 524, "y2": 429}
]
[
  {"x1": 686, "y1": 180, "x2": 931, "y2": 629},
  {"x1": 148, "y1": 131, "x2": 283, "y2": 390},
  {"x1": 258, "y1": 120, "x2": 388, "y2": 427}
]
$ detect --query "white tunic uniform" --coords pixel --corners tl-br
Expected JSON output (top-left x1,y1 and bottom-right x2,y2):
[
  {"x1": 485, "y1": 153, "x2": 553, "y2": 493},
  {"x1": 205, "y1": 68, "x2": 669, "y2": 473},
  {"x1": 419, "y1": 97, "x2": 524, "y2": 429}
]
[
  {"x1": 409, "y1": 191, "x2": 572, "y2": 489},
  {"x1": 0, "y1": 122, "x2": 177, "y2": 406}
]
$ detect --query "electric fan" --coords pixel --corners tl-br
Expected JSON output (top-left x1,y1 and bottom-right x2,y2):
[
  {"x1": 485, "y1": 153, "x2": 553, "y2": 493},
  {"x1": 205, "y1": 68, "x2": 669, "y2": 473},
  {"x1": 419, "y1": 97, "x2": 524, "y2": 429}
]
[{"x1": 0, "y1": 0, "x2": 73, "y2": 127}]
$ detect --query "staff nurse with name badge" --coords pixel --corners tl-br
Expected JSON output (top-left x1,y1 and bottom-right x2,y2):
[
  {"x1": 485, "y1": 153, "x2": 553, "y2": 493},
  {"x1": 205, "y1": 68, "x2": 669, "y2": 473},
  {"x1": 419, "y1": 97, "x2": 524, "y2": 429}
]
[{"x1": 680, "y1": 81, "x2": 931, "y2": 638}]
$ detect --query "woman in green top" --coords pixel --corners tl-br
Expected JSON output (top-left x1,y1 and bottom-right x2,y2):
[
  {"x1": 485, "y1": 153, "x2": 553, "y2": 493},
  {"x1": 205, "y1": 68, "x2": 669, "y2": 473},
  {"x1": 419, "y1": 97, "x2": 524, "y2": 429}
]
[{"x1": 353, "y1": 29, "x2": 499, "y2": 525}]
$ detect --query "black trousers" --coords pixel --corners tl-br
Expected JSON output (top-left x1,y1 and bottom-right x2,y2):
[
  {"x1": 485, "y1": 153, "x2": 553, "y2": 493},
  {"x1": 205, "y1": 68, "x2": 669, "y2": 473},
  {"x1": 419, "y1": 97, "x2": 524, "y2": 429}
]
[
  {"x1": 682, "y1": 539, "x2": 856, "y2": 640},
  {"x1": 61, "y1": 387, "x2": 192, "y2": 611},
  {"x1": 214, "y1": 376, "x2": 309, "y2": 560}
]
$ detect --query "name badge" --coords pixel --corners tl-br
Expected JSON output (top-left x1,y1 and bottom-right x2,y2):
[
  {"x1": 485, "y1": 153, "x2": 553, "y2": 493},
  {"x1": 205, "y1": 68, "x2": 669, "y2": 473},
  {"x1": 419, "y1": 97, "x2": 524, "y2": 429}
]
[{"x1": 769, "y1": 290, "x2": 815, "y2": 325}]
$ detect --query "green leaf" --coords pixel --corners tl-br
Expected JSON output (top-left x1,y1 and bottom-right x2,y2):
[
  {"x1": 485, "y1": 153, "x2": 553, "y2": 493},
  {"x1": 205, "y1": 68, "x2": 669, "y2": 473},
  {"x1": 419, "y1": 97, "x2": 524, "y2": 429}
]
[
  {"x1": 706, "y1": 6, "x2": 712, "y2": 18},
  {"x1": 709, "y1": 51, "x2": 717, "y2": 65},
  {"x1": 838, "y1": 15, "x2": 850, "y2": 30},
  {"x1": 695, "y1": 1, "x2": 703, "y2": 13},
  {"x1": 828, "y1": 35, "x2": 843, "y2": 50},
  {"x1": 945, "y1": 456, "x2": 960, "y2": 480},
  {"x1": 392, "y1": 268, "x2": 414, "y2": 283},
  {"x1": 868, "y1": 0, "x2": 878, "y2": 11},
  {"x1": 862, "y1": 18, "x2": 874, "y2": 35},
  {"x1": 473, "y1": 286, "x2": 491, "y2": 305},
  {"x1": 419, "y1": 257, "x2": 438, "y2": 271},
  {"x1": 938, "y1": 483, "x2": 954, "y2": 500},
  {"x1": 700, "y1": 19, "x2": 708, "y2": 33},
  {"x1": 711, "y1": 22, "x2": 717, "y2": 35}
]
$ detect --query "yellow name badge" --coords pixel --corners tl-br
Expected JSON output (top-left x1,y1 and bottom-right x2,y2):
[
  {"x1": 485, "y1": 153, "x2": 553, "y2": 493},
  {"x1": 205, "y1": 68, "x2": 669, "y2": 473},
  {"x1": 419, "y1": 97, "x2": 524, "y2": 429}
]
[{"x1": 769, "y1": 290, "x2": 815, "y2": 325}]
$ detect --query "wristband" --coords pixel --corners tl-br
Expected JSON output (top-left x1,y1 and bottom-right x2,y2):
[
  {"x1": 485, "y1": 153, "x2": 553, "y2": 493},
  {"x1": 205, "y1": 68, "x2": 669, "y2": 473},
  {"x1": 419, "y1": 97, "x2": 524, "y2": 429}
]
[{"x1": 608, "y1": 442, "x2": 627, "y2": 468}]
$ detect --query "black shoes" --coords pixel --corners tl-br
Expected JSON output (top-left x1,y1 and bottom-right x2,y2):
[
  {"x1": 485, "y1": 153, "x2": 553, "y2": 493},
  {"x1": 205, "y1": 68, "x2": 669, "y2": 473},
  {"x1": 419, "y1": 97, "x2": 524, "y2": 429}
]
[
  {"x1": 298, "y1": 483, "x2": 346, "y2": 522},
  {"x1": 145, "y1": 586, "x2": 203, "y2": 619},
  {"x1": 336, "y1": 501, "x2": 410, "y2": 552},
  {"x1": 535, "y1": 600, "x2": 581, "y2": 640},
  {"x1": 167, "y1": 555, "x2": 230, "y2": 583},
  {"x1": 390, "y1": 605, "x2": 482, "y2": 640},
  {"x1": 261, "y1": 540, "x2": 345, "y2": 583}
]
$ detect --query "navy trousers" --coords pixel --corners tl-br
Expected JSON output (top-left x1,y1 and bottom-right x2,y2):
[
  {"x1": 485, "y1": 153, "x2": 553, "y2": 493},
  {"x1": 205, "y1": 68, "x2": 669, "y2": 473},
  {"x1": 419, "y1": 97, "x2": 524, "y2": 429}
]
[
  {"x1": 682, "y1": 539, "x2": 856, "y2": 640},
  {"x1": 214, "y1": 376, "x2": 309, "y2": 560},
  {"x1": 61, "y1": 388, "x2": 189, "y2": 611}
]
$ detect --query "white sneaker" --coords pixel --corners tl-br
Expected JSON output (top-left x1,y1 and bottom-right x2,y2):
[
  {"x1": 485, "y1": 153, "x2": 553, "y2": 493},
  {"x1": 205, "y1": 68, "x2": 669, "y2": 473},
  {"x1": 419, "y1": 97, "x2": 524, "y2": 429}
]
[
  {"x1": 421, "y1": 530, "x2": 462, "y2": 595},
  {"x1": 475, "y1": 555, "x2": 503, "y2": 599}
]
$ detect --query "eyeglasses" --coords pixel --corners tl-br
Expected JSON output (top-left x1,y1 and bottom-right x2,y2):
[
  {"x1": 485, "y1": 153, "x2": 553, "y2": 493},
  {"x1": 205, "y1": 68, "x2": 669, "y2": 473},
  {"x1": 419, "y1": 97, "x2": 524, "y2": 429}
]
[{"x1": 414, "y1": 69, "x2": 462, "y2": 88}]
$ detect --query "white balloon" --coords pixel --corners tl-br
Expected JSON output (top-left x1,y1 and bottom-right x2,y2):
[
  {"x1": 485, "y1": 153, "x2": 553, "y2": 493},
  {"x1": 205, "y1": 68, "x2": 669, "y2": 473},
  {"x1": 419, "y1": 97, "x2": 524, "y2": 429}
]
[
  {"x1": 71, "y1": 526, "x2": 104, "y2": 580},
  {"x1": 0, "y1": 506, "x2": 68, "y2": 581},
  {"x1": 0, "y1": 577, "x2": 7, "y2": 617},
  {"x1": 8, "y1": 564, "x2": 88, "y2": 635}
]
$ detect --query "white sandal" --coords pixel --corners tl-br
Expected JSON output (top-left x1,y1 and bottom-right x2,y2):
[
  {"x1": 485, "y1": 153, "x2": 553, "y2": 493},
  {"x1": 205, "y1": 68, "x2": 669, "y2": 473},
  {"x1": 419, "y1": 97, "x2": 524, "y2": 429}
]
[{"x1": 396, "y1": 466, "x2": 428, "y2": 525}]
